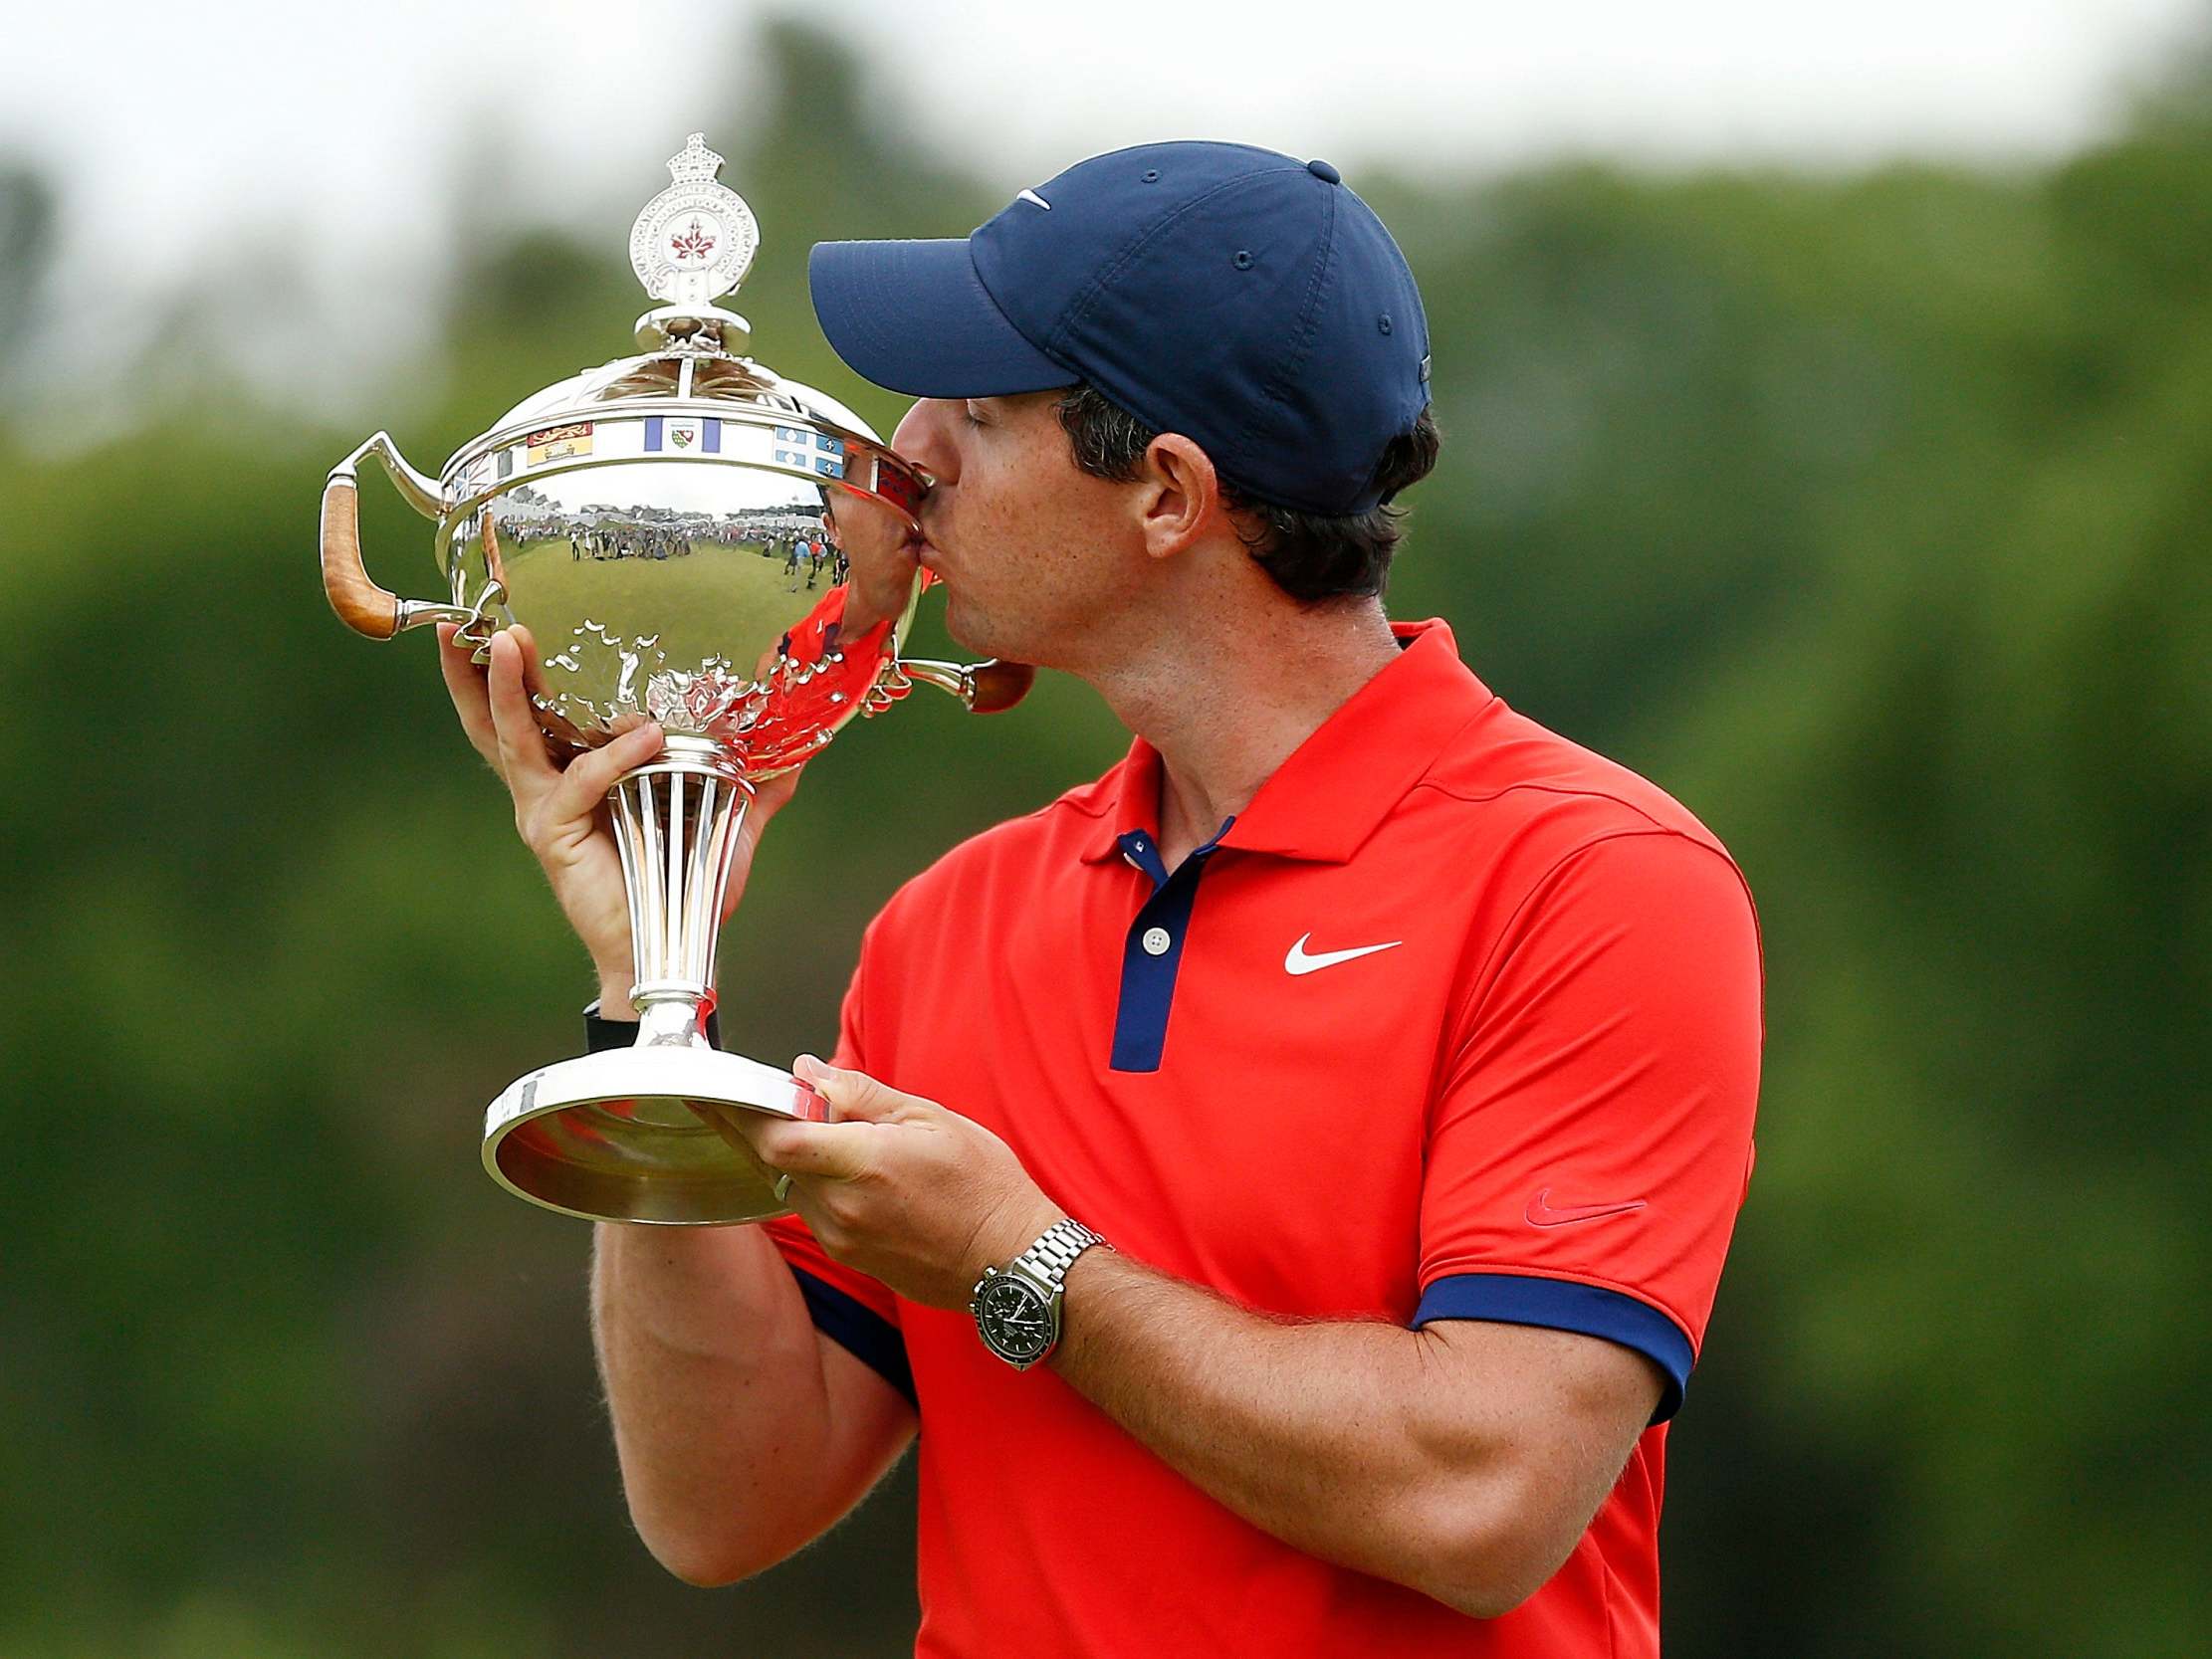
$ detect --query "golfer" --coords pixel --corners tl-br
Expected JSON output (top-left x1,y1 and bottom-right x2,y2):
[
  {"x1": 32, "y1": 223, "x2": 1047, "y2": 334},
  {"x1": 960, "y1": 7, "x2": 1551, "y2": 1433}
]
[{"x1": 441, "y1": 140, "x2": 1763, "y2": 1656}]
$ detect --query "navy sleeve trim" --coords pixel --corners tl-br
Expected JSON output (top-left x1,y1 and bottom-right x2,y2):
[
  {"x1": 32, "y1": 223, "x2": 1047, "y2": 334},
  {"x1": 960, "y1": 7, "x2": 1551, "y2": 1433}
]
[
  {"x1": 787, "y1": 1265, "x2": 917, "y2": 1412},
  {"x1": 1413, "y1": 1273, "x2": 1694, "y2": 1424}
]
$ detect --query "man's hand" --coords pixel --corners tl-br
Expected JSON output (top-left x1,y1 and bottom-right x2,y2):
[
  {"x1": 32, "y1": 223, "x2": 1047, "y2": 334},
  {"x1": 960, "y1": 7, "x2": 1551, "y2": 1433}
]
[
  {"x1": 733, "y1": 1057, "x2": 1064, "y2": 1310},
  {"x1": 733, "y1": 1056, "x2": 1658, "y2": 1619},
  {"x1": 436, "y1": 622, "x2": 798, "y2": 984},
  {"x1": 727, "y1": 1061, "x2": 1661, "y2": 1618}
]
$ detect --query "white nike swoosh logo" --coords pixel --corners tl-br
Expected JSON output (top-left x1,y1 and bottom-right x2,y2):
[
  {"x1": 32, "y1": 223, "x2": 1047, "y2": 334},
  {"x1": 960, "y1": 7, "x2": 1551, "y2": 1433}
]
[
  {"x1": 1017, "y1": 188, "x2": 1052, "y2": 210},
  {"x1": 1284, "y1": 933, "x2": 1403, "y2": 975}
]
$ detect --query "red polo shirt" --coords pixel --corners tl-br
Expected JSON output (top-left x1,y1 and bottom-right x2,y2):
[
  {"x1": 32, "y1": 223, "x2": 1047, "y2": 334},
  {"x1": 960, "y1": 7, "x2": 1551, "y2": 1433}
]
[{"x1": 767, "y1": 618, "x2": 1764, "y2": 1657}]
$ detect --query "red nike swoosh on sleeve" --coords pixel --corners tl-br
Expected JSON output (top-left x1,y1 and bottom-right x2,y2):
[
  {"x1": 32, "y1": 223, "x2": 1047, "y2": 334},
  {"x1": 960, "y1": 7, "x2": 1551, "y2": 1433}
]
[{"x1": 1525, "y1": 1189, "x2": 1649, "y2": 1227}]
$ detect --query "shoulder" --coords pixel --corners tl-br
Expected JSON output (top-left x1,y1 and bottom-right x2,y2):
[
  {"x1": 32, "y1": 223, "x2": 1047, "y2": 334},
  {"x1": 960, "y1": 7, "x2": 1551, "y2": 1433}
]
[
  {"x1": 1412, "y1": 694, "x2": 1753, "y2": 910},
  {"x1": 1401, "y1": 698, "x2": 1765, "y2": 1049}
]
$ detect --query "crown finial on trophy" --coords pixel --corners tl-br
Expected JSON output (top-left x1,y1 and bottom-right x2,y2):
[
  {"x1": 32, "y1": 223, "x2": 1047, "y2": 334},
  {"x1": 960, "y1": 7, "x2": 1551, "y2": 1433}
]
[
  {"x1": 667, "y1": 132, "x2": 726, "y2": 184},
  {"x1": 629, "y1": 131, "x2": 760, "y2": 340}
]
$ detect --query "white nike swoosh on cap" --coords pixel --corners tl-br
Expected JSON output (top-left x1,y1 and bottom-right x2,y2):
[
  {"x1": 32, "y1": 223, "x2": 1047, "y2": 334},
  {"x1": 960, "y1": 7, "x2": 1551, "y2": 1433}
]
[
  {"x1": 1017, "y1": 188, "x2": 1051, "y2": 210},
  {"x1": 1284, "y1": 933, "x2": 1403, "y2": 975}
]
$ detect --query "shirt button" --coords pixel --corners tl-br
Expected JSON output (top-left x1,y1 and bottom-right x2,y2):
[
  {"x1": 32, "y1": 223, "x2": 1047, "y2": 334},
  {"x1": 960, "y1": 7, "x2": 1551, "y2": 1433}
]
[{"x1": 1141, "y1": 927, "x2": 1173, "y2": 956}]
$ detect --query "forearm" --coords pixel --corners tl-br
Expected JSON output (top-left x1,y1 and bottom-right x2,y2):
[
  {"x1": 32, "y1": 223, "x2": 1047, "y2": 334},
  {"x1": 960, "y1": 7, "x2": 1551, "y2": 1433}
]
[
  {"x1": 1048, "y1": 1251, "x2": 1542, "y2": 1616},
  {"x1": 584, "y1": 979, "x2": 826, "y2": 1574},
  {"x1": 591, "y1": 1221, "x2": 850, "y2": 1579},
  {"x1": 735, "y1": 1064, "x2": 1657, "y2": 1614}
]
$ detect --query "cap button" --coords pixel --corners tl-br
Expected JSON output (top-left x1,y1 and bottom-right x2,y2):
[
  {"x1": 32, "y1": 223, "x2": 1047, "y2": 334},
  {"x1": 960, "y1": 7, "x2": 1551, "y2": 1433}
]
[{"x1": 1306, "y1": 158, "x2": 1341, "y2": 184}]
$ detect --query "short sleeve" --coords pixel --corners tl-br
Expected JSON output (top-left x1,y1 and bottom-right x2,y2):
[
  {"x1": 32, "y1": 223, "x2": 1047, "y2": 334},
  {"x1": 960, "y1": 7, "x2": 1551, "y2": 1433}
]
[
  {"x1": 761, "y1": 931, "x2": 915, "y2": 1408},
  {"x1": 1415, "y1": 830, "x2": 1763, "y2": 1421}
]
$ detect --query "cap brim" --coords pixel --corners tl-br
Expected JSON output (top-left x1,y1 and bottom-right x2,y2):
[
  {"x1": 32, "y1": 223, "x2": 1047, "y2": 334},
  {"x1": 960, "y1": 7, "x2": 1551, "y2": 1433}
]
[{"x1": 809, "y1": 238, "x2": 1077, "y2": 399}]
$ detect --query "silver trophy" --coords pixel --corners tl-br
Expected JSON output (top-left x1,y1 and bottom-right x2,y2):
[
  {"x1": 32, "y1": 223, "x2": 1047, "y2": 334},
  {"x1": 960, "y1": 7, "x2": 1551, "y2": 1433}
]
[{"x1": 319, "y1": 134, "x2": 1029, "y2": 1226}]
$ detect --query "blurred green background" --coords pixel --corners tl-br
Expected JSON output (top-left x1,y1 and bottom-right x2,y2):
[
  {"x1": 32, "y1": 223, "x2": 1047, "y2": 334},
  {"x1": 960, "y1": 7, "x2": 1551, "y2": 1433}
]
[{"x1": 4, "y1": 20, "x2": 2209, "y2": 1659}]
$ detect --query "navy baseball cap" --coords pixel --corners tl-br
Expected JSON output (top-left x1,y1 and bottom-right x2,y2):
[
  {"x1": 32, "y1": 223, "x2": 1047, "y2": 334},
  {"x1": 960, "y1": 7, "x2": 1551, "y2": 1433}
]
[{"x1": 808, "y1": 140, "x2": 1432, "y2": 517}]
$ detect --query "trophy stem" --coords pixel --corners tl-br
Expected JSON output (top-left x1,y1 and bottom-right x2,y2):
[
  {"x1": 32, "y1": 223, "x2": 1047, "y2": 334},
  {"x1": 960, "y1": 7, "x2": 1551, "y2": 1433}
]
[
  {"x1": 482, "y1": 725, "x2": 818, "y2": 1224},
  {"x1": 608, "y1": 733, "x2": 751, "y2": 1045}
]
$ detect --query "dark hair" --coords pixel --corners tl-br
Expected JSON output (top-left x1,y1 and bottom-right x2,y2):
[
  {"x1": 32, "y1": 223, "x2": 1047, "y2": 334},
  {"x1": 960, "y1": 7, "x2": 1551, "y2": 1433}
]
[{"x1": 1053, "y1": 384, "x2": 1439, "y2": 604}]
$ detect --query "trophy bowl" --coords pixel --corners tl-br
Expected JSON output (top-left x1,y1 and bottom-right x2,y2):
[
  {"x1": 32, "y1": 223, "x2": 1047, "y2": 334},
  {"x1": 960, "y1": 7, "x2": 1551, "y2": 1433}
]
[{"x1": 319, "y1": 134, "x2": 1031, "y2": 1226}]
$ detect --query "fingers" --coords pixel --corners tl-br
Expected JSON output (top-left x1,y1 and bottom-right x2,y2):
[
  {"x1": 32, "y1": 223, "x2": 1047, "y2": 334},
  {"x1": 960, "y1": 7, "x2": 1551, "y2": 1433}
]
[
  {"x1": 729, "y1": 1059, "x2": 931, "y2": 1180},
  {"x1": 793, "y1": 1055, "x2": 921, "y2": 1125},
  {"x1": 691, "y1": 1102, "x2": 797, "y2": 1197},
  {"x1": 737, "y1": 1113, "x2": 880, "y2": 1181},
  {"x1": 486, "y1": 629, "x2": 560, "y2": 798},
  {"x1": 544, "y1": 721, "x2": 665, "y2": 824},
  {"x1": 435, "y1": 623, "x2": 501, "y2": 769},
  {"x1": 484, "y1": 628, "x2": 667, "y2": 857}
]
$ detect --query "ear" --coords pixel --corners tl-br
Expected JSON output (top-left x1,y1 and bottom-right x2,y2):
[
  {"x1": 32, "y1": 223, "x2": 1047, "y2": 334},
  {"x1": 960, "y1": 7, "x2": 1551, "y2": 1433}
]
[{"x1": 1134, "y1": 433, "x2": 1224, "y2": 563}]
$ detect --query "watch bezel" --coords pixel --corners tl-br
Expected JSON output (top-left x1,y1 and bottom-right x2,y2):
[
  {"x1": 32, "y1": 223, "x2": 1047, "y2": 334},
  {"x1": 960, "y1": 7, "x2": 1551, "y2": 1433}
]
[{"x1": 971, "y1": 1265, "x2": 1057, "y2": 1368}]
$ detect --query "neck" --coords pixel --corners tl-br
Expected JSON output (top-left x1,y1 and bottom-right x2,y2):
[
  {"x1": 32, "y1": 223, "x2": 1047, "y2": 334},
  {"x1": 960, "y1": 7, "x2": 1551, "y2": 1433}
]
[{"x1": 1085, "y1": 596, "x2": 1402, "y2": 868}]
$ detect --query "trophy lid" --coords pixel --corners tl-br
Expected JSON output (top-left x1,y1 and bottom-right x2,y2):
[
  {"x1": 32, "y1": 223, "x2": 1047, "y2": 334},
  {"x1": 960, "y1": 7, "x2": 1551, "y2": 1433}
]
[
  {"x1": 445, "y1": 133, "x2": 897, "y2": 476},
  {"x1": 631, "y1": 133, "x2": 759, "y2": 309},
  {"x1": 628, "y1": 132, "x2": 760, "y2": 356},
  {"x1": 407, "y1": 130, "x2": 936, "y2": 779}
]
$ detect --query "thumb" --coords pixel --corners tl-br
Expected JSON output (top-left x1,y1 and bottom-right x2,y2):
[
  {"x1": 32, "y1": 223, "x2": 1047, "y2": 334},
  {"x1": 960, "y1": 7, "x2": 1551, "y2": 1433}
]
[{"x1": 793, "y1": 1054, "x2": 917, "y2": 1125}]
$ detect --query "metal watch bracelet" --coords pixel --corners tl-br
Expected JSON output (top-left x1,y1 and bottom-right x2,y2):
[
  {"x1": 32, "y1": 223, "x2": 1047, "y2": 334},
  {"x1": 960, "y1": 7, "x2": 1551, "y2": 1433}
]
[{"x1": 1010, "y1": 1217, "x2": 1108, "y2": 1290}]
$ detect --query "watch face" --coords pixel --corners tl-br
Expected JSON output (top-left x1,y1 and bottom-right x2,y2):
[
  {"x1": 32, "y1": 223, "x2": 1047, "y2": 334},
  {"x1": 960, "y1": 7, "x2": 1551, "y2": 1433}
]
[{"x1": 977, "y1": 1274, "x2": 1053, "y2": 1361}]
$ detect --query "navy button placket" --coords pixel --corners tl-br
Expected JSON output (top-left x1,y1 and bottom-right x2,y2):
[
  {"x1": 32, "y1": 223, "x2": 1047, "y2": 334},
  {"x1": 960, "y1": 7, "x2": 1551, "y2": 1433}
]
[{"x1": 1107, "y1": 819, "x2": 1234, "y2": 1073}]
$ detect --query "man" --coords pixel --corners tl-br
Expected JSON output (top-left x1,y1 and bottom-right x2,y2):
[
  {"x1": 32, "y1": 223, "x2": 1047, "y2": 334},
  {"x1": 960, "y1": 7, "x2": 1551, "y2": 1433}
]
[{"x1": 440, "y1": 140, "x2": 1762, "y2": 1656}]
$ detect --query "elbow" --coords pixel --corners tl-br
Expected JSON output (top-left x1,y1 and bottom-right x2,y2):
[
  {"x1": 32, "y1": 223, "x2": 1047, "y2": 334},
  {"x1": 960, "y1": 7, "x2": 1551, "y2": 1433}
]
[
  {"x1": 1402, "y1": 1477, "x2": 1576, "y2": 1622},
  {"x1": 641, "y1": 1526, "x2": 759, "y2": 1589},
  {"x1": 654, "y1": 1544, "x2": 757, "y2": 1591},
  {"x1": 633, "y1": 1507, "x2": 795, "y2": 1589},
  {"x1": 1422, "y1": 1545, "x2": 1559, "y2": 1623},
  {"x1": 1435, "y1": 1567, "x2": 1548, "y2": 1624},
  {"x1": 1419, "y1": 1552, "x2": 1549, "y2": 1623}
]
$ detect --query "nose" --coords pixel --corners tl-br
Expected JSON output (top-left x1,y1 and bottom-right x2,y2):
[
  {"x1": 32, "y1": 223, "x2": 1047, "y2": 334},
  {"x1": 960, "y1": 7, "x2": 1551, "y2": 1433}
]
[{"x1": 891, "y1": 398, "x2": 960, "y2": 489}]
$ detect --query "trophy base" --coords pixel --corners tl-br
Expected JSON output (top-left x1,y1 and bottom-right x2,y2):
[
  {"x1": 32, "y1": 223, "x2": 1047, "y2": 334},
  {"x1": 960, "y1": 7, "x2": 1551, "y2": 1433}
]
[{"x1": 482, "y1": 1045, "x2": 826, "y2": 1225}]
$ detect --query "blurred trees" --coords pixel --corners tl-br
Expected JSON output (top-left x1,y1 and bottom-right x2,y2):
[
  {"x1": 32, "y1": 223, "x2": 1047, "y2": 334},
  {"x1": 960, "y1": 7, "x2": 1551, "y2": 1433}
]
[
  {"x1": 0, "y1": 166, "x2": 54, "y2": 378},
  {"x1": 1, "y1": 22, "x2": 2204, "y2": 1658}
]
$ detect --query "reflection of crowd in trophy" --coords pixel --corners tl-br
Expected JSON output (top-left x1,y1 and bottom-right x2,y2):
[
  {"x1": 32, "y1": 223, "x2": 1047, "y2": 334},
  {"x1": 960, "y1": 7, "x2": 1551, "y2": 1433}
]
[
  {"x1": 478, "y1": 491, "x2": 851, "y2": 577},
  {"x1": 781, "y1": 525, "x2": 845, "y2": 592},
  {"x1": 568, "y1": 521, "x2": 698, "y2": 561}
]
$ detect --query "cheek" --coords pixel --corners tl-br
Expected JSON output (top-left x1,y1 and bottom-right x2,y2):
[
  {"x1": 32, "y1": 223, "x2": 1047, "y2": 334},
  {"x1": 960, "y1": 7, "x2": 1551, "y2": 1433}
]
[
  {"x1": 983, "y1": 496, "x2": 1098, "y2": 600},
  {"x1": 950, "y1": 421, "x2": 1125, "y2": 607},
  {"x1": 959, "y1": 451, "x2": 1062, "y2": 559}
]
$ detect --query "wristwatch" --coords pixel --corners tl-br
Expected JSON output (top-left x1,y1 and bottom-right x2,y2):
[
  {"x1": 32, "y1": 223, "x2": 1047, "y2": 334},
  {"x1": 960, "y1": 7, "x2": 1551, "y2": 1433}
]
[{"x1": 970, "y1": 1218, "x2": 1108, "y2": 1370}]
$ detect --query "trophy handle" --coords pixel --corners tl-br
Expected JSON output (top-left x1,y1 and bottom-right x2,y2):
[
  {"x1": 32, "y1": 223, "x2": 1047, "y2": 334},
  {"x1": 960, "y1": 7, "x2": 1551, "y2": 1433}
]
[
  {"x1": 895, "y1": 658, "x2": 1037, "y2": 714},
  {"x1": 321, "y1": 433, "x2": 475, "y2": 640}
]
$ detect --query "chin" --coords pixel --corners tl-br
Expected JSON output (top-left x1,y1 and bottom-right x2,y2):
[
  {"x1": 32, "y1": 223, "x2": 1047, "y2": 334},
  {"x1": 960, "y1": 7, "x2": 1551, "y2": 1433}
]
[
  {"x1": 942, "y1": 589, "x2": 1067, "y2": 671},
  {"x1": 941, "y1": 592, "x2": 1000, "y2": 658}
]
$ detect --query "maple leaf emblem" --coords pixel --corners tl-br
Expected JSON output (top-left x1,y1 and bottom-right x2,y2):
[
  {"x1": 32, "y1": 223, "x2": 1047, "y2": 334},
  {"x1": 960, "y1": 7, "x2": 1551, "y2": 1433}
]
[{"x1": 668, "y1": 216, "x2": 717, "y2": 262}]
